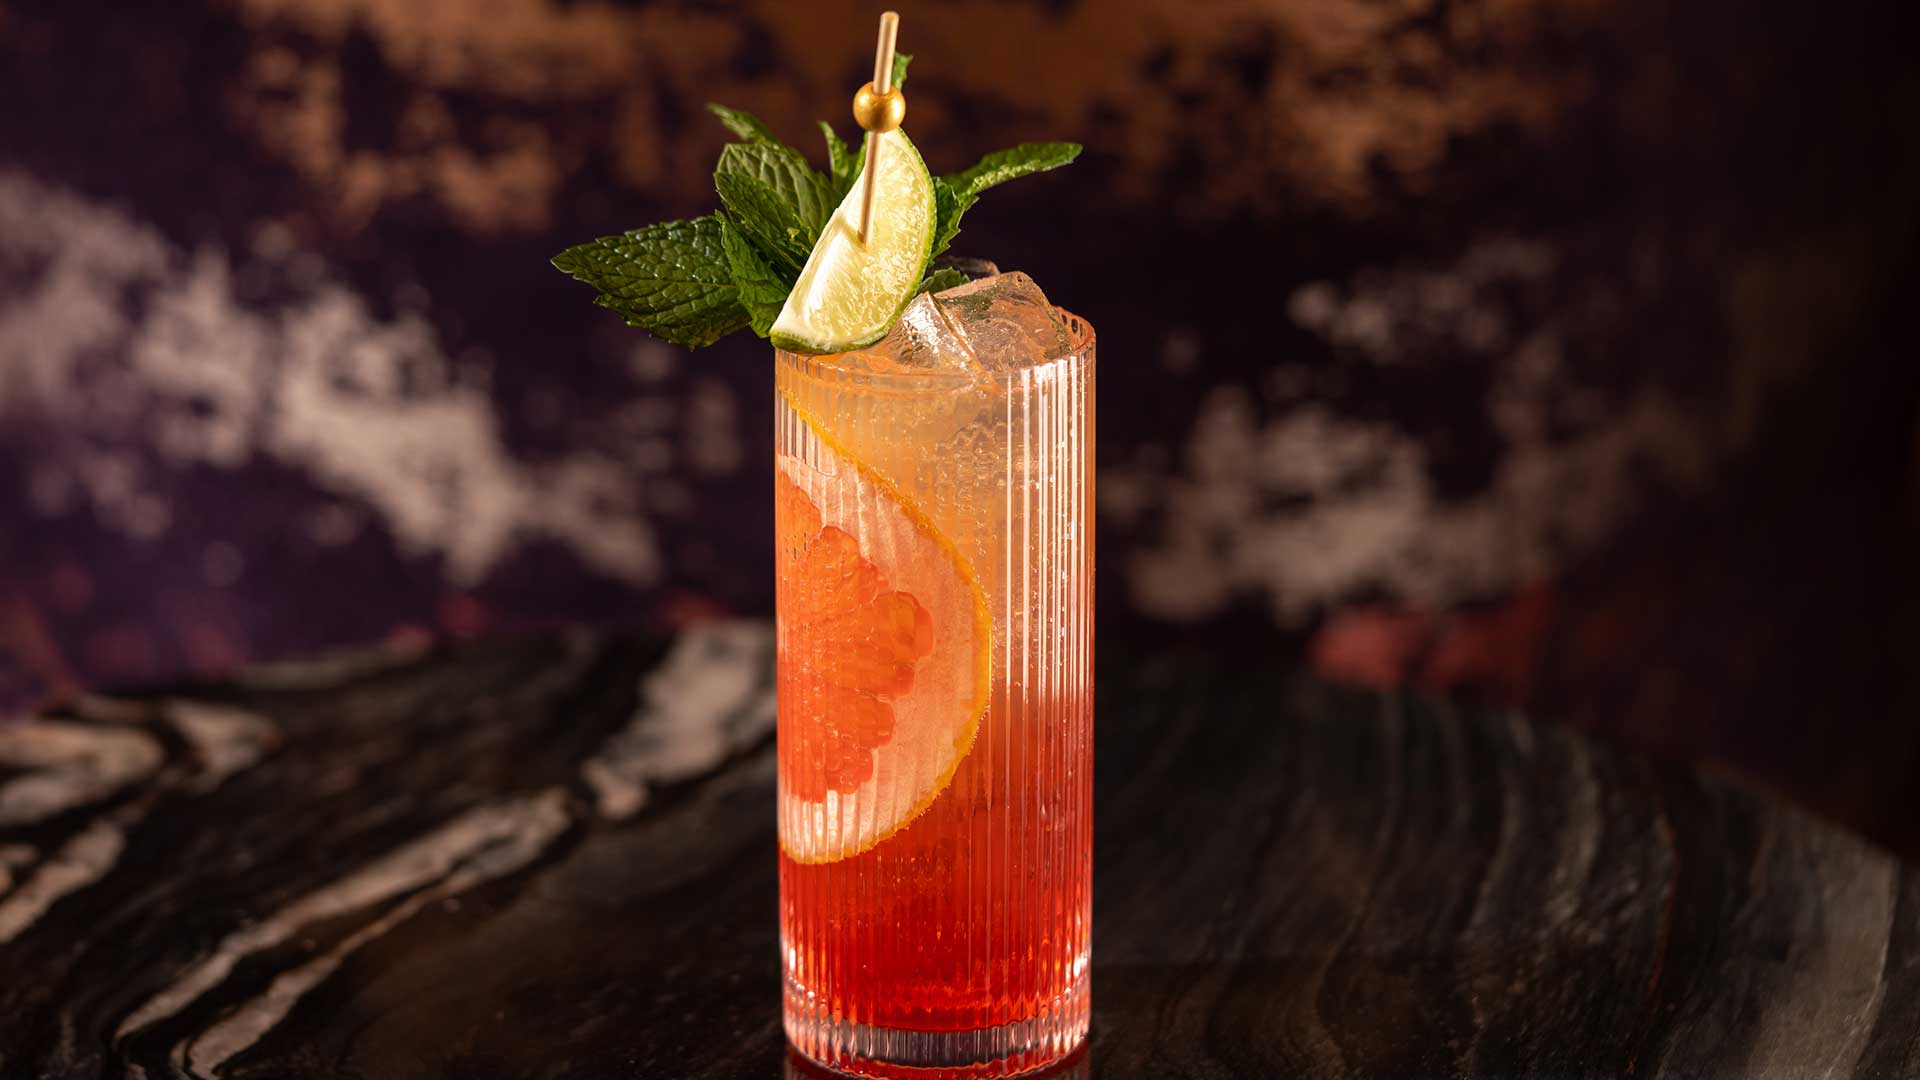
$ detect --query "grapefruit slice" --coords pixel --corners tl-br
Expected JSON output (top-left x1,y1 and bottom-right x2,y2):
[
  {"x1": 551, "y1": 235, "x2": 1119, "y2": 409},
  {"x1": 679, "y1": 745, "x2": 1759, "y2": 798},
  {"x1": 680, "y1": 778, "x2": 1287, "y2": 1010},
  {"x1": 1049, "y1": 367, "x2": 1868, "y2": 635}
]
[{"x1": 775, "y1": 397, "x2": 991, "y2": 864}]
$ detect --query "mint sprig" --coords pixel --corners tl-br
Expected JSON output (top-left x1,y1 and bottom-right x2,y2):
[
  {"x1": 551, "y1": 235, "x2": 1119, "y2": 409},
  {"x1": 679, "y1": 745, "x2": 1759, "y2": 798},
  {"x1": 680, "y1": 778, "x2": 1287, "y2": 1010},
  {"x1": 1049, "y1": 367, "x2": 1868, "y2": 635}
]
[
  {"x1": 713, "y1": 141, "x2": 834, "y2": 273},
  {"x1": 551, "y1": 55, "x2": 1080, "y2": 352},
  {"x1": 722, "y1": 222, "x2": 789, "y2": 337},
  {"x1": 916, "y1": 267, "x2": 971, "y2": 296},
  {"x1": 705, "y1": 103, "x2": 777, "y2": 145},
  {"x1": 550, "y1": 215, "x2": 748, "y2": 348},
  {"x1": 820, "y1": 122, "x2": 859, "y2": 195},
  {"x1": 931, "y1": 142, "x2": 1082, "y2": 260}
]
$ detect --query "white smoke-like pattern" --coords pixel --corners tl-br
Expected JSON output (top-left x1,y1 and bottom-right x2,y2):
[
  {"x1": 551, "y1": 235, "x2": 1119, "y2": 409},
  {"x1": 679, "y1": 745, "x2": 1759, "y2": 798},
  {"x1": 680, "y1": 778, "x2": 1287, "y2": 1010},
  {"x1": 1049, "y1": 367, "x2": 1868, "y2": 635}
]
[
  {"x1": 1113, "y1": 235, "x2": 1726, "y2": 623},
  {"x1": 0, "y1": 170, "x2": 753, "y2": 588}
]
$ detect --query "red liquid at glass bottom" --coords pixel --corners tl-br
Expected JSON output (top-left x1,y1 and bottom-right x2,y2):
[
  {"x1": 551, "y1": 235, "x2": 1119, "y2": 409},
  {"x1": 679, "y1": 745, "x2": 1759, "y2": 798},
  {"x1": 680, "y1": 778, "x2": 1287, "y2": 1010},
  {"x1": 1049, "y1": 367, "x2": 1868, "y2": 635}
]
[{"x1": 781, "y1": 690, "x2": 1093, "y2": 1079}]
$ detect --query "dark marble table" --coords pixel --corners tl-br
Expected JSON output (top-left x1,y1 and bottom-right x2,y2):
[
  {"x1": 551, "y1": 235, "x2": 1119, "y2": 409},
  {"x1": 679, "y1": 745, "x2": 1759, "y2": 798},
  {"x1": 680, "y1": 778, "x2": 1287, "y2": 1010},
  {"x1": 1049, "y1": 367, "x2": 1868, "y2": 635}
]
[{"x1": 1, "y1": 624, "x2": 1915, "y2": 1079}]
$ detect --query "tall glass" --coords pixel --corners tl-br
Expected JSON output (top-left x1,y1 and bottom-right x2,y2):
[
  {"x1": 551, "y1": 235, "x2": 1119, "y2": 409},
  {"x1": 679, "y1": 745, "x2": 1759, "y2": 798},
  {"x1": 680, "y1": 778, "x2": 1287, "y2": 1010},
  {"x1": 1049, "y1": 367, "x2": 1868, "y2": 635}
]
[{"x1": 774, "y1": 300, "x2": 1094, "y2": 1079}]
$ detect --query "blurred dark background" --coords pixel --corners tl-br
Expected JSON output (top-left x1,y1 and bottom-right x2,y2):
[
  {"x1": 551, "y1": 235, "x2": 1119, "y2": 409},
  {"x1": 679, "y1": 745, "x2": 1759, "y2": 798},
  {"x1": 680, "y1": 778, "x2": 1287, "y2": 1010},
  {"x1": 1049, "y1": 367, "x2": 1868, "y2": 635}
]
[{"x1": 1, "y1": 1, "x2": 1914, "y2": 847}]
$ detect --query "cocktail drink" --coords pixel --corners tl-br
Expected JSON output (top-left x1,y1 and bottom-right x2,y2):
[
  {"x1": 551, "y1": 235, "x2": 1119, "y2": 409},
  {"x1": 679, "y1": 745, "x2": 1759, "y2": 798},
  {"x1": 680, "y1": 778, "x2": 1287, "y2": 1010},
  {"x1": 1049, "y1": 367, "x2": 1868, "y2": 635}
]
[
  {"x1": 775, "y1": 274, "x2": 1093, "y2": 1077},
  {"x1": 547, "y1": 13, "x2": 1090, "y2": 1076}
]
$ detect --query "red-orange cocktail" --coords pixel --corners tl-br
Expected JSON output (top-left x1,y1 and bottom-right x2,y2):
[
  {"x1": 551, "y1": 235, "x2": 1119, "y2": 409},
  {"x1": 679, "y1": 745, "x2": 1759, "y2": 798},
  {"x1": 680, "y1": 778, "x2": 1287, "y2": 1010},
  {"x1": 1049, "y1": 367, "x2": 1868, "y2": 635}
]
[{"x1": 775, "y1": 274, "x2": 1094, "y2": 1078}]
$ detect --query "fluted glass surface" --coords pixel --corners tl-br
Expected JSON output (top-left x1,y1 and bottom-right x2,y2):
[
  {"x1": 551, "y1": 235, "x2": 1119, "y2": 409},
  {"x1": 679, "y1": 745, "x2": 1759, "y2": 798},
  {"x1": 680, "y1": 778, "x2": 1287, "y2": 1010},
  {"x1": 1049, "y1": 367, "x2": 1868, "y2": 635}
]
[{"x1": 774, "y1": 311, "x2": 1094, "y2": 1079}]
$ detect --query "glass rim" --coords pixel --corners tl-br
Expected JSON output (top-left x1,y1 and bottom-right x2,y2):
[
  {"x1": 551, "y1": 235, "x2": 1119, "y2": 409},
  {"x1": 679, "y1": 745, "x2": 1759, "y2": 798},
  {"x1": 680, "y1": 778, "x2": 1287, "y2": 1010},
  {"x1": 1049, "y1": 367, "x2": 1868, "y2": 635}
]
[{"x1": 776, "y1": 306, "x2": 1094, "y2": 395}]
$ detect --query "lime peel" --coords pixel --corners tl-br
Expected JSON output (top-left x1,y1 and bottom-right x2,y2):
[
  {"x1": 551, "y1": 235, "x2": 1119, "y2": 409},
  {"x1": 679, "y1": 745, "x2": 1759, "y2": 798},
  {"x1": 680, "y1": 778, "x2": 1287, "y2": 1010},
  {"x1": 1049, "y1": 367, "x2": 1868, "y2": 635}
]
[{"x1": 770, "y1": 129, "x2": 936, "y2": 355}]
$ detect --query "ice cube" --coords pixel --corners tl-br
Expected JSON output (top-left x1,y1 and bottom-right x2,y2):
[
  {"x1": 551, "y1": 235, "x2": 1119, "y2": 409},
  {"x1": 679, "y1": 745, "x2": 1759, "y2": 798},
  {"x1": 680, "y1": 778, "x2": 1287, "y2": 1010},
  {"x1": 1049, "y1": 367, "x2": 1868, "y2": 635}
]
[
  {"x1": 931, "y1": 271, "x2": 1075, "y2": 371},
  {"x1": 828, "y1": 271, "x2": 1074, "y2": 378},
  {"x1": 815, "y1": 293, "x2": 969, "y2": 376},
  {"x1": 888, "y1": 291, "x2": 977, "y2": 370}
]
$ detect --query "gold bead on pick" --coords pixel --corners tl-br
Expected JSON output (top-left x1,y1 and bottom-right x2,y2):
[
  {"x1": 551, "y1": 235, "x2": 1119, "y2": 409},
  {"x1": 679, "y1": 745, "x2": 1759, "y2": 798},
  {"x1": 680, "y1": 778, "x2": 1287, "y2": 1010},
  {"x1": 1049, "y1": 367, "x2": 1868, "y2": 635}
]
[{"x1": 852, "y1": 81, "x2": 906, "y2": 133}]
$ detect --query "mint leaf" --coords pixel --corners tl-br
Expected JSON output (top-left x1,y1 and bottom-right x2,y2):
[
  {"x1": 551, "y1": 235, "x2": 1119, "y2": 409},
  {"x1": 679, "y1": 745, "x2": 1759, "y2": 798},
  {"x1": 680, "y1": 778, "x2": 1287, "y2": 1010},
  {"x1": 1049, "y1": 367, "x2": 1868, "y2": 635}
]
[
  {"x1": 720, "y1": 217, "x2": 790, "y2": 337},
  {"x1": 560, "y1": 71, "x2": 1082, "y2": 352},
  {"x1": 930, "y1": 176, "x2": 963, "y2": 259},
  {"x1": 821, "y1": 121, "x2": 859, "y2": 196},
  {"x1": 946, "y1": 142, "x2": 1081, "y2": 202},
  {"x1": 551, "y1": 215, "x2": 748, "y2": 348},
  {"x1": 917, "y1": 267, "x2": 970, "y2": 296},
  {"x1": 706, "y1": 102, "x2": 777, "y2": 144},
  {"x1": 931, "y1": 142, "x2": 1081, "y2": 259},
  {"x1": 832, "y1": 134, "x2": 871, "y2": 202},
  {"x1": 714, "y1": 141, "x2": 833, "y2": 273}
]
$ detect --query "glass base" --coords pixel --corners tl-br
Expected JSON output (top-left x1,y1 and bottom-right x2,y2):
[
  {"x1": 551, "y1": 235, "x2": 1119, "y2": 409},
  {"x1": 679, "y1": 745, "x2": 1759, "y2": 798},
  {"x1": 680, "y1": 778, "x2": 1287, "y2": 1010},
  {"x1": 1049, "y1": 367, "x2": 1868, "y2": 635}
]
[{"x1": 784, "y1": 969, "x2": 1090, "y2": 1079}]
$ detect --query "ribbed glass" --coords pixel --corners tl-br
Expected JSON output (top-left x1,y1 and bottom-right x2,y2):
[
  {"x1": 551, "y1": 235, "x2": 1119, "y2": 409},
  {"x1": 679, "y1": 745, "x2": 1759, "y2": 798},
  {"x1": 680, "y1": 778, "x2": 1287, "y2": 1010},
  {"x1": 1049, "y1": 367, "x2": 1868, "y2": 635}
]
[{"x1": 774, "y1": 312, "x2": 1094, "y2": 1079}]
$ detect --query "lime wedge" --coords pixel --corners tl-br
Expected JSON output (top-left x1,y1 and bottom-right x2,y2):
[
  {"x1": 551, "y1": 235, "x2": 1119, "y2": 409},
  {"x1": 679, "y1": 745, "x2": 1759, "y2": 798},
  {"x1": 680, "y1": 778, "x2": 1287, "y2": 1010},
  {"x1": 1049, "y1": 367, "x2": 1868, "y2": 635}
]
[{"x1": 770, "y1": 129, "x2": 936, "y2": 354}]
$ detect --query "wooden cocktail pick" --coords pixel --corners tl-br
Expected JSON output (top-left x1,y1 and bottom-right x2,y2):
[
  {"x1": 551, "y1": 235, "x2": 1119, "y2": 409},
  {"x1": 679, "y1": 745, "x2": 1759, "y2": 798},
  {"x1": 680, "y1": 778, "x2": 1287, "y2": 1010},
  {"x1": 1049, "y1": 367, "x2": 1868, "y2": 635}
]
[{"x1": 852, "y1": 11, "x2": 905, "y2": 245}]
